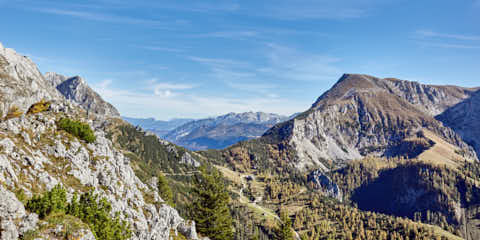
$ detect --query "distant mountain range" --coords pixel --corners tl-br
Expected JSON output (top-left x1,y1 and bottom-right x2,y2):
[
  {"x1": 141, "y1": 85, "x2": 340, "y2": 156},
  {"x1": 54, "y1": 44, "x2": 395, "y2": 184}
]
[
  {"x1": 122, "y1": 117, "x2": 194, "y2": 136},
  {"x1": 124, "y1": 112, "x2": 293, "y2": 150}
]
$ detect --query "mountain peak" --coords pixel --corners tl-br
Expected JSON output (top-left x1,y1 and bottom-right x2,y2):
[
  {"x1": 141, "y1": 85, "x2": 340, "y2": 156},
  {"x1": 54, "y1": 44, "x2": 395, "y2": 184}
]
[{"x1": 45, "y1": 73, "x2": 120, "y2": 117}]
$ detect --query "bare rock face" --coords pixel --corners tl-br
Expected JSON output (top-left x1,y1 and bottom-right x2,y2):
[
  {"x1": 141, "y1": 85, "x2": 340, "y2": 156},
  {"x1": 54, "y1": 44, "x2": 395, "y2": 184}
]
[
  {"x1": 307, "y1": 170, "x2": 342, "y2": 201},
  {"x1": 45, "y1": 72, "x2": 120, "y2": 117},
  {"x1": 436, "y1": 90, "x2": 480, "y2": 158},
  {"x1": 264, "y1": 74, "x2": 479, "y2": 170},
  {"x1": 0, "y1": 42, "x2": 62, "y2": 119}
]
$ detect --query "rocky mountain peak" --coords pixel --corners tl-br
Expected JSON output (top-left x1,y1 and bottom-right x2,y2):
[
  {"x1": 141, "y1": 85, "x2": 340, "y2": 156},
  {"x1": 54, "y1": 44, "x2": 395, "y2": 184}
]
[
  {"x1": 45, "y1": 72, "x2": 120, "y2": 117},
  {"x1": 44, "y1": 72, "x2": 68, "y2": 87},
  {"x1": 0, "y1": 42, "x2": 62, "y2": 118},
  {"x1": 264, "y1": 74, "x2": 478, "y2": 171}
]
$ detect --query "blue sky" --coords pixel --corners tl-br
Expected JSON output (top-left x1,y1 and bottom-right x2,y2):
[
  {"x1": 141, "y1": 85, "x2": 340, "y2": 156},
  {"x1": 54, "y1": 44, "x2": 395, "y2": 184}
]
[{"x1": 1, "y1": 0, "x2": 479, "y2": 120}]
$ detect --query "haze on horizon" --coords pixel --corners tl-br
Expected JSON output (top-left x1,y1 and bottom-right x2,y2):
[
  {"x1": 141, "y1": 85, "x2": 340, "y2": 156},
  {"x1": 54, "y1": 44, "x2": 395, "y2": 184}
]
[{"x1": 1, "y1": 0, "x2": 479, "y2": 120}]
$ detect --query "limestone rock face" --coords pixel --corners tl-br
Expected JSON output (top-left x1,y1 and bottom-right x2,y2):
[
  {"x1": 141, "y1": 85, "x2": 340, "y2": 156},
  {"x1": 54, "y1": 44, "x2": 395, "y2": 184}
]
[
  {"x1": 264, "y1": 74, "x2": 479, "y2": 170},
  {"x1": 45, "y1": 72, "x2": 120, "y2": 117},
  {"x1": 436, "y1": 90, "x2": 480, "y2": 158},
  {"x1": 0, "y1": 43, "x2": 62, "y2": 118},
  {"x1": 307, "y1": 170, "x2": 342, "y2": 201}
]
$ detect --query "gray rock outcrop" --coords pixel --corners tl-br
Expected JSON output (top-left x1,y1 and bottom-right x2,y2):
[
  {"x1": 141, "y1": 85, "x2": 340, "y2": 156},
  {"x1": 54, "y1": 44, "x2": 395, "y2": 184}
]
[
  {"x1": 45, "y1": 72, "x2": 120, "y2": 117},
  {"x1": 307, "y1": 170, "x2": 343, "y2": 201}
]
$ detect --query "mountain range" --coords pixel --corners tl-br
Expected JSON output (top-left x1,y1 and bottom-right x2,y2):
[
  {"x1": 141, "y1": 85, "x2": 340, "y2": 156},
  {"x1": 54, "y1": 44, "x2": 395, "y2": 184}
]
[
  {"x1": 125, "y1": 112, "x2": 291, "y2": 150},
  {"x1": 2, "y1": 41, "x2": 480, "y2": 240}
]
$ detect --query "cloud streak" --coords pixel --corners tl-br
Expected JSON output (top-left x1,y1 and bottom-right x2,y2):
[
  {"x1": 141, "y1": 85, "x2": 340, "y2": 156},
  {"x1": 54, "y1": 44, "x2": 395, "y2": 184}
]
[
  {"x1": 92, "y1": 79, "x2": 305, "y2": 120},
  {"x1": 32, "y1": 8, "x2": 181, "y2": 29},
  {"x1": 416, "y1": 30, "x2": 480, "y2": 41}
]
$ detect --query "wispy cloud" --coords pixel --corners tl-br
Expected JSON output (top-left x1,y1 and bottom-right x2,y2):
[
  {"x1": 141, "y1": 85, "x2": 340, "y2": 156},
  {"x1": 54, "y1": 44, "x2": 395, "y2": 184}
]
[
  {"x1": 413, "y1": 29, "x2": 480, "y2": 50},
  {"x1": 192, "y1": 31, "x2": 259, "y2": 39},
  {"x1": 188, "y1": 56, "x2": 250, "y2": 68},
  {"x1": 415, "y1": 30, "x2": 480, "y2": 41},
  {"x1": 134, "y1": 45, "x2": 185, "y2": 53},
  {"x1": 417, "y1": 42, "x2": 480, "y2": 49},
  {"x1": 260, "y1": 43, "x2": 342, "y2": 81},
  {"x1": 93, "y1": 79, "x2": 304, "y2": 120},
  {"x1": 32, "y1": 8, "x2": 181, "y2": 29}
]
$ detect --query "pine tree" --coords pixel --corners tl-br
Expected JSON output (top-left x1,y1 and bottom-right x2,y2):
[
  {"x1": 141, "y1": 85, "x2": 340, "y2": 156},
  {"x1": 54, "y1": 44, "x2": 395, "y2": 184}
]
[
  {"x1": 276, "y1": 211, "x2": 294, "y2": 240},
  {"x1": 157, "y1": 173, "x2": 174, "y2": 206},
  {"x1": 191, "y1": 165, "x2": 234, "y2": 240}
]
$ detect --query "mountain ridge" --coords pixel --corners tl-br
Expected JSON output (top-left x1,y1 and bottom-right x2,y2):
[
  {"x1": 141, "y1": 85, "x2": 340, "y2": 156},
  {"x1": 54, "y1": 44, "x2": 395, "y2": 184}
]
[
  {"x1": 45, "y1": 72, "x2": 120, "y2": 117},
  {"x1": 163, "y1": 111, "x2": 290, "y2": 150}
]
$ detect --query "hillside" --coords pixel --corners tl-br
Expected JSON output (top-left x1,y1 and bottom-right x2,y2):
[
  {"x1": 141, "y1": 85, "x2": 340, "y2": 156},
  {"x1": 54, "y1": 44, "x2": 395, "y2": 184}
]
[{"x1": 0, "y1": 42, "x2": 201, "y2": 239}]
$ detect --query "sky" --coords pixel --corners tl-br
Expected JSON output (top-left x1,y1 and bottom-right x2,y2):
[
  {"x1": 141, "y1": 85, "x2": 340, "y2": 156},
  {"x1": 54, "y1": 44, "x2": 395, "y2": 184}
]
[{"x1": 1, "y1": 0, "x2": 479, "y2": 120}]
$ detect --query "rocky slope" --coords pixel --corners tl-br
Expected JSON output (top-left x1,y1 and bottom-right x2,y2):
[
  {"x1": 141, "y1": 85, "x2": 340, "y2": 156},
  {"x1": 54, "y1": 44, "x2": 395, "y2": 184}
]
[
  {"x1": 0, "y1": 42, "x2": 200, "y2": 240},
  {"x1": 45, "y1": 72, "x2": 120, "y2": 117},
  {"x1": 0, "y1": 43, "x2": 62, "y2": 119},
  {"x1": 164, "y1": 112, "x2": 289, "y2": 150},
  {"x1": 436, "y1": 89, "x2": 480, "y2": 158},
  {"x1": 263, "y1": 74, "x2": 479, "y2": 170},
  {"x1": 123, "y1": 117, "x2": 194, "y2": 136}
]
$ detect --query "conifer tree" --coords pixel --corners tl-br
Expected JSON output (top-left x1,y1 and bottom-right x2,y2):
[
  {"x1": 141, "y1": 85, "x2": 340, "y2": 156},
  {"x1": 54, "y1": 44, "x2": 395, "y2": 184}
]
[
  {"x1": 276, "y1": 211, "x2": 294, "y2": 240},
  {"x1": 157, "y1": 173, "x2": 174, "y2": 206},
  {"x1": 191, "y1": 165, "x2": 234, "y2": 240}
]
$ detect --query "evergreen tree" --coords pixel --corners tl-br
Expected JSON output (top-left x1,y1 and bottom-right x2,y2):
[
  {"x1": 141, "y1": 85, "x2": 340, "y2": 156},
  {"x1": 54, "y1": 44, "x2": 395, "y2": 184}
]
[
  {"x1": 157, "y1": 173, "x2": 174, "y2": 206},
  {"x1": 276, "y1": 211, "x2": 294, "y2": 240},
  {"x1": 191, "y1": 165, "x2": 234, "y2": 240}
]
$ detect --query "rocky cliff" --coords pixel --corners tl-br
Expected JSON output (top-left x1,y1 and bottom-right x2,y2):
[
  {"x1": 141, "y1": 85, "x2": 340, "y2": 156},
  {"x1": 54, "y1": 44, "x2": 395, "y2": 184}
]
[
  {"x1": 45, "y1": 72, "x2": 120, "y2": 117},
  {"x1": 436, "y1": 89, "x2": 480, "y2": 158},
  {"x1": 0, "y1": 42, "x2": 200, "y2": 240},
  {"x1": 0, "y1": 43, "x2": 62, "y2": 119}
]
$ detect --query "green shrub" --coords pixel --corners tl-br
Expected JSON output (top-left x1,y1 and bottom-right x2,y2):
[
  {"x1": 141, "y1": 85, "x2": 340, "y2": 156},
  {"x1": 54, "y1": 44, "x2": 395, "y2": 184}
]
[
  {"x1": 68, "y1": 191, "x2": 131, "y2": 240},
  {"x1": 26, "y1": 185, "x2": 68, "y2": 218},
  {"x1": 57, "y1": 118, "x2": 96, "y2": 143},
  {"x1": 26, "y1": 185, "x2": 131, "y2": 240}
]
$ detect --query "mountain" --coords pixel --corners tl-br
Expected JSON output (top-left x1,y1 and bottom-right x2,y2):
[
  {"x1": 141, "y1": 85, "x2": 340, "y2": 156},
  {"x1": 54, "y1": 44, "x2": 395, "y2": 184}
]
[
  {"x1": 123, "y1": 117, "x2": 194, "y2": 136},
  {"x1": 198, "y1": 73, "x2": 480, "y2": 239},
  {"x1": 164, "y1": 112, "x2": 290, "y2": 150},
  {"x1": 45, "y1": 72, "x2": 120, "y2": 117},
  {"x1": 263, "y1": 73, "x2": 479, "y2": 170},
  {"x1": 0, "y1": 42, "x2": 201, "y2": 239}
]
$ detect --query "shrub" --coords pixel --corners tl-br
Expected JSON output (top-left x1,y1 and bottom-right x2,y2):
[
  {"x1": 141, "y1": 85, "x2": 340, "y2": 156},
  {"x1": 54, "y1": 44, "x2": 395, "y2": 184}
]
[
  {"x1": 27, "y1": 99, "x2": 51, "y2": 114},
  {"x1": 26, "y1": 185, "x2": 132, "y2": 240},
  {"x1": 26, "y1": 185, "x2": 68, "y2": 218},
  {"x1": 57, "y1": 118, "x2": 96, "y2": 143},
  {"x1": 5, "y1": 105, "x2": 23, "y2": 120},
  {"x1": 68, "y1": 191, "x2": 131, "y2": 240}
]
